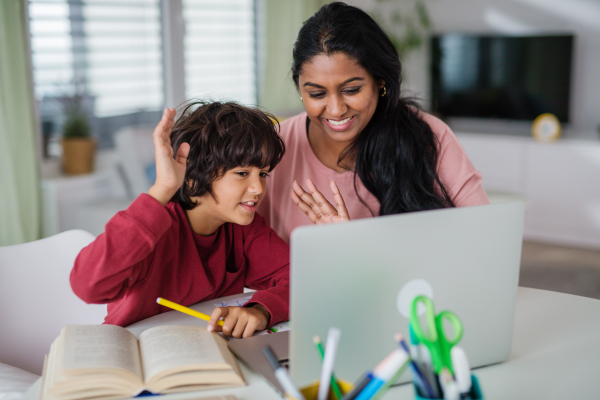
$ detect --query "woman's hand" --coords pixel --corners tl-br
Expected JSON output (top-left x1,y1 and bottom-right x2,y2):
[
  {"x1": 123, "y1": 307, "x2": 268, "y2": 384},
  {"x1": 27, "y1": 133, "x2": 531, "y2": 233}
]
[
  {"x1": 291, "y1": 179, "x2": 351, "y2": 224},
  {"x1": 207, "y1": 304, "x2": 271, "y2": 338},
  {"x1": 147, "y1": 108, "x2": 190, "y2": 205}
]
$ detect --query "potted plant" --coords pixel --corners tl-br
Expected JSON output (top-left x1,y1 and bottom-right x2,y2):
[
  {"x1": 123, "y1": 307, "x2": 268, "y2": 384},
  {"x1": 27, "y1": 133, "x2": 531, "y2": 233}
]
[{"x1": 61, "y1": 91, "x2": 96, "y2": 175}]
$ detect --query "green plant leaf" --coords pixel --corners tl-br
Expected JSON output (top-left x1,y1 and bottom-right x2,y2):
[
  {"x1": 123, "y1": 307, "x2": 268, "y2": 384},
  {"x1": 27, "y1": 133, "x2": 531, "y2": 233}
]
[
  {"x1": 416, "y1": 1, "x2": 431, "y2": 29},
  {"x1": 63, "y1": 113, "x2": 91, "y2": 139}
]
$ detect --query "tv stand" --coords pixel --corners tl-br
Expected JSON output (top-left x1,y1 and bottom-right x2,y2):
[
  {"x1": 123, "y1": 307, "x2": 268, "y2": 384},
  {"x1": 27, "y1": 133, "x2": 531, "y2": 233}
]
[{"x1": 455, "y1": 132, "x2": 600, "y2": 250}]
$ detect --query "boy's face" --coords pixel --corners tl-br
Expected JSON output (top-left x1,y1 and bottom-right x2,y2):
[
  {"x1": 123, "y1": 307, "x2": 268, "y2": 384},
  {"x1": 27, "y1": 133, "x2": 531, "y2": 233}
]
[{"x1": 191, "y1": 166, "x2": 269, "y2": 234}]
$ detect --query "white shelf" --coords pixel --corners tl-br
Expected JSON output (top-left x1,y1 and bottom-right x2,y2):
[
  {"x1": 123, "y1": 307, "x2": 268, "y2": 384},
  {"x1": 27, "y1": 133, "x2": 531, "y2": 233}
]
[
  {"x1": 456, "y1": 132, "x2": 600, "y2": 249},
  {"x1": 41, "y1": 150, "x2": 130, "y2": 237}
]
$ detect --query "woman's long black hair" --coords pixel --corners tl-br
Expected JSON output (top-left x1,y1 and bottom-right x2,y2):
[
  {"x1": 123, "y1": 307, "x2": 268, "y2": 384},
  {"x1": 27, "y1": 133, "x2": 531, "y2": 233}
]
[{"x1": 292, "y1": 2, "x2": 454, "y2": 215}]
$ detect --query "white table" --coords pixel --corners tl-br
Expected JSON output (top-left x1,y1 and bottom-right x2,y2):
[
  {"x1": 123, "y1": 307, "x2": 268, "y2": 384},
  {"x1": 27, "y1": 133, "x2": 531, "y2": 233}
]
[{"x1": 25, "y1": 288, "x2": 600, "y2": 399}]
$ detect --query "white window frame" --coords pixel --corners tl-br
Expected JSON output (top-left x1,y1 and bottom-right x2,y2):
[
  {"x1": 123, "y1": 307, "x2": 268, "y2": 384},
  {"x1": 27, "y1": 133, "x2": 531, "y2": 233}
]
[{"x1": 28, "y1": 0, "x2": 258, "y2": 176}]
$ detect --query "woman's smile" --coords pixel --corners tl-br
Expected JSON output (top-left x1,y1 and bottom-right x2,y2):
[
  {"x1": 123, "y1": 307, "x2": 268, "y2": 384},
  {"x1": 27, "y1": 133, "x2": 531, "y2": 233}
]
[
  {"x1": 299, "y1": 53, "x2": 382, "y2": 146},
  {"x1": 325, "y1": 116, "x2": 355, "y2": 131}
]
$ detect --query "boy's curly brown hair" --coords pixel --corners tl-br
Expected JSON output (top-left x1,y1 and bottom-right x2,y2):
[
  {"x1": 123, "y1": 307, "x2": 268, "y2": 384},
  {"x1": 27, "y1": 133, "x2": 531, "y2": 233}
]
[{"x1": 169, "y1": 101, "x2": 285, "y2": 210}]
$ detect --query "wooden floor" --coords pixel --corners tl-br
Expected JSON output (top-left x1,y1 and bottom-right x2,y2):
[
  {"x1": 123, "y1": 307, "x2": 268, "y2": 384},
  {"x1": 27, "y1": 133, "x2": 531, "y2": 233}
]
[{"x1": 519, "y1": 241, "x2": 600, "y2": 299}]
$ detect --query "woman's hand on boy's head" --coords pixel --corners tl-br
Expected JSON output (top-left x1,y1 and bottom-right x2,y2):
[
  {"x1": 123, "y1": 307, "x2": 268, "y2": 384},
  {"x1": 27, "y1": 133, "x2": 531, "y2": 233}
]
[
  {"x1": 291, "y1": 179, "x2": 351, "y2": 225},
  {"x1": 148, "y1": 108, "x2": 190, "y2": 205},
  {"x1": 207, "y1": 304, "x2": 271, "y2": 338}
]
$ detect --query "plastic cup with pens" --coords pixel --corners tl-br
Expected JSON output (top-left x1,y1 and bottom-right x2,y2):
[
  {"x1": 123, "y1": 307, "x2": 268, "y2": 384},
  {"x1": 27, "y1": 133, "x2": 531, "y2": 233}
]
[{"x1": 408, "y1": 295, "x2": 484, "y2": 400}]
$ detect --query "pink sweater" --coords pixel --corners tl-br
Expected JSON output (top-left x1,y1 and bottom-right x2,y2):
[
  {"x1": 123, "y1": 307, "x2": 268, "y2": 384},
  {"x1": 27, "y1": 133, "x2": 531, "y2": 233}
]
[
  {"x1": 71, "y1": 194, "x2": 290, "y2": 327},
  {"x1": 258, "y1": 112, "x2": 489, "y2": 242}
]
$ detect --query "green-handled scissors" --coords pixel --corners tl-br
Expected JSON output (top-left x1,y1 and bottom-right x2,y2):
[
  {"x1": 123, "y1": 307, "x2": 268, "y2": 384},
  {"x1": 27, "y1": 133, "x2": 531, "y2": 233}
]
[{"x1": 409, "y1": 295, "x2": 463, "y2": 375}]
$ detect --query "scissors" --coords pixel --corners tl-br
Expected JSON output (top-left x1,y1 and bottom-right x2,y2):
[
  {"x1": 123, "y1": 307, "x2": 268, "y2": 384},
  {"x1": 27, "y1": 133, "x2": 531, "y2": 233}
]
[{"x1": 409, "y1": 295, "x2": 463, "y2": 375}]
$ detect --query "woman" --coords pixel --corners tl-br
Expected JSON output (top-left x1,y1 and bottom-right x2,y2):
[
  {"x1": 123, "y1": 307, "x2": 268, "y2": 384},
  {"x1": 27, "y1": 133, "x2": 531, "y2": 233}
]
[{"x1": 258, "y1": 2, "x2": 489, "y2": 242}]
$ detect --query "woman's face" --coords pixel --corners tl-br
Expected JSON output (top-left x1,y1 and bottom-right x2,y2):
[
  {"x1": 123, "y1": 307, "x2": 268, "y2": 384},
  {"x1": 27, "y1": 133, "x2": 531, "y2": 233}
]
[{"x1": 298, "y1": 52, "x2": 383, "y2": 145}]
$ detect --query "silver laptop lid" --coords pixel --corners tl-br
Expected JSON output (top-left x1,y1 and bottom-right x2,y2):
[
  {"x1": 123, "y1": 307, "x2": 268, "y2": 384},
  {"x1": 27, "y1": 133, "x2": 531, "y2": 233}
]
[{"x1": 289, "y1": 202, "x2": 525, "y2": 388}]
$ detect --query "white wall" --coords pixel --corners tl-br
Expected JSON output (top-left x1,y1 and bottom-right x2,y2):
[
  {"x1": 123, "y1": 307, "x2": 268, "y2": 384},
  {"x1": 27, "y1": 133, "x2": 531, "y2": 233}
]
[{"x1": 348, "y1": 0, "x2": 600, "y2": 140}]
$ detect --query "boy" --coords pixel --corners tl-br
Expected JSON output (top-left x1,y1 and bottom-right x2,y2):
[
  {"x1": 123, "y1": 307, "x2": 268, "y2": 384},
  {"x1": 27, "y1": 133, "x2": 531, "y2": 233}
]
[{"x1": 71, "y1": 102, "x2": 289, "y2": 338}]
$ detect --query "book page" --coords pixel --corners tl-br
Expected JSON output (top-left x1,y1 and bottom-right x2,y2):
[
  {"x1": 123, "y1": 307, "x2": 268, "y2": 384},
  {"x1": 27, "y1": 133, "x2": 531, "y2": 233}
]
[
  {"x1": 139, "y1": 325, "x2": 228, "y2": 382},
  {"x1": 62, "y1": 325, "x2": 143, "y2": 379}
]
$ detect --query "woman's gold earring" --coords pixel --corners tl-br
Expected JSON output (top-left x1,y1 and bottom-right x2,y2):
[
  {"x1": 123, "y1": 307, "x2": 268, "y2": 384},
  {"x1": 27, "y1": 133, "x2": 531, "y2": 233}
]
[
  {"x1": 381, "y1": 87, "x2": 387, "y2": 97},
  {"x1": 300, "y1": 96, "x2": 303, "y2": 101}
]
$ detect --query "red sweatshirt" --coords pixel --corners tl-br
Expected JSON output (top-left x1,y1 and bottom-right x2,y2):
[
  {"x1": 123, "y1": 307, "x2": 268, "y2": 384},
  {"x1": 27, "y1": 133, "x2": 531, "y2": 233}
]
[{"x1": 71, "y1": 194, "x2": 290, "y2": 327}]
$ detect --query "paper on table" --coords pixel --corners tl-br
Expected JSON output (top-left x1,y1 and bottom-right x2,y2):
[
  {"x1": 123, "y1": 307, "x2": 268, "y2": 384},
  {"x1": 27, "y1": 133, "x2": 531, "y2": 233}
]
[
  {"x1": 214, "y1": 296, "x2": 253, "y2": 308},
  {"x1": 214, "y1": 296, "x2": 291, "y2": 335}
]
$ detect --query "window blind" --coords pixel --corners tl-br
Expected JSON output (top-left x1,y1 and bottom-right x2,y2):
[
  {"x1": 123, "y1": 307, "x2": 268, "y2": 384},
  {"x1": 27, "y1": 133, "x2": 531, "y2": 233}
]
[
  {"x1": 28, "y1": 0, "x2": 163, "y2": 118},
  {"x1": 182, "y1": 0, "x2": 256, "y2": 106}
]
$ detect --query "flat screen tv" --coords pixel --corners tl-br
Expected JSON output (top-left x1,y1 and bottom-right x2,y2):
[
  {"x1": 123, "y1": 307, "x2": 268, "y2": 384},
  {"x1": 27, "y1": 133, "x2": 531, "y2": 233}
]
[{"x1": 429, "y1": 34, "x2": 574, "y2": 123}]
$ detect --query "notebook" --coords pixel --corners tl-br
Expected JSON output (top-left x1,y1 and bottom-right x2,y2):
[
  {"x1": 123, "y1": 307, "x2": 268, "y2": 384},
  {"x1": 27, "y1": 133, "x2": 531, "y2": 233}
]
[{"x1": 229, "y1": 201, "x2": 525, "y2": 392}]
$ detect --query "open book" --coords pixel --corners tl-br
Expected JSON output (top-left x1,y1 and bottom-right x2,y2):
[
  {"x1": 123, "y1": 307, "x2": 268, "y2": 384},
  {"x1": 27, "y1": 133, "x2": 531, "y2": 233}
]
[{"x1": 40, "y1": 324, "x2": 245, "y2": 400}]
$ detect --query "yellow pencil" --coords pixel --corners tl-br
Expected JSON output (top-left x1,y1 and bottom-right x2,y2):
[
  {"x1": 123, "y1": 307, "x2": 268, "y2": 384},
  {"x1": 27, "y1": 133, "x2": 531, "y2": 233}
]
[{"x1": 156, "y1": 297, "x2": 224, "y2": 326}]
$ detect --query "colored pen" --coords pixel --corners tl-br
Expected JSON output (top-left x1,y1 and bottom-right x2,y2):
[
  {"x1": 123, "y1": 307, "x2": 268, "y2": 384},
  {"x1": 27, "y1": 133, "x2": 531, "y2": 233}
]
[
  {"x1": 318, "y1": 328, "x2": 342, "y2": 400},
  {"x1": 314, "y1": 335, "x2": 343, "y2": 400},
  {"x1": 263, "y1": 345, "x2": 306, "y2": 400},
  {"x1": 410, "y1": 324, "x2": 440, "y2": 399},
  {"x1": 354, "y1": 348, "x2": 409, "y2": 400},
  {"x1": 395, "y1": 332, "x2": 436, "y2": 399},
  {"x1": 156, "y1": 297, "x2": 224, "y2": 326},
  {"x1": 450, "y1": 346, "x2": 472, "y2": 396},
  {"x1": 340, "y1": 373, "x2": 373, "y2": 400}
]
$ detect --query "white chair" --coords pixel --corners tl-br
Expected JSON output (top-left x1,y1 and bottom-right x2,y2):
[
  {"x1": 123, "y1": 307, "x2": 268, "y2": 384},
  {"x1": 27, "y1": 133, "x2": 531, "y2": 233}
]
[{"x1": 0, "y1": 230, "x2": 107, "y2": 375}]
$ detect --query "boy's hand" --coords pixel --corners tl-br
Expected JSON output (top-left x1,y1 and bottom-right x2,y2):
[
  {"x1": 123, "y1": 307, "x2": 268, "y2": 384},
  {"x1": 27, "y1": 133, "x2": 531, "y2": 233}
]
[
  {"x1": 207, "y1": 304, "x2": 271, "y2": 338},
  {"x1": 291, "y1": 179, "x2": 351, "y2": 224},
  {"x1": 148, "y1": 108, "x2": 190, "y2": 205}
]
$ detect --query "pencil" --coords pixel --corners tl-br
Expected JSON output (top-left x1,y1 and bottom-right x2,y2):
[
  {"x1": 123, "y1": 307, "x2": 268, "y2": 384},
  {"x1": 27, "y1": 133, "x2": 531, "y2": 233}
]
[
  {"x1": 318, "y1": 328, "x2": 342, "y2": 400},
  {"x1": 314, "y1": 335, "x2": 344, "y2": 400},
  {"x1": 156, "y1": 297, "x2": 224, "y2": 326}
]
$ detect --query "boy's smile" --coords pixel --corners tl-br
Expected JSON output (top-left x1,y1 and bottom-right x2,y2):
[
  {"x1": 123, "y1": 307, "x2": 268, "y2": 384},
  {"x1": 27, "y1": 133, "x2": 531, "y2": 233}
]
[{"x1": 186, "y1": 166, "x2": 269, "y2": 236}]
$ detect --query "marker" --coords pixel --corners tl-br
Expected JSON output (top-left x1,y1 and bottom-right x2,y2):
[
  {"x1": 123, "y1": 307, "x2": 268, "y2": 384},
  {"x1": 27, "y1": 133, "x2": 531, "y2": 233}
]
[
  {"x1": 156, "y1": 297, "x2": 224, "y2": 326},
  {"x1": 318, "y1": 328, "x2": 342, "y2": 400},
  {"x1": 371, "y1": 358, "x2": 409, "y2": 400},
  {"x1": 354, "y1": 348, "x2": 409, "y2": 400},
  {"x1": 314, "y1": 335, "x2": 343, "y2": 400},
  {"x1": 340, "y1": 373, "x2": 373, "y2": 400},
  {"x1": 438, "y1": 367, "x2": 459, "y2": 400},
  {"x1": 394, "y1": 332, "x2": 436, "y2": 399},
  {"x1": 263, "y1": 345, "x2": 305, "y2": 400},
  {"x1": 450, "y1": 346, "x2": 472, "y2": 396}
]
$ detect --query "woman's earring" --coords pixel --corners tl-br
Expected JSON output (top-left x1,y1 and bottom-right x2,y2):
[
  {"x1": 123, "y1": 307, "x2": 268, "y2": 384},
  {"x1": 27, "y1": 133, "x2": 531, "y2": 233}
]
[
  {"x1": 300, "y1": 96, "x2": 303, "y2": 101},
  {"x1": 381, "y1": 86, "x2": 387, "y2": 97}
]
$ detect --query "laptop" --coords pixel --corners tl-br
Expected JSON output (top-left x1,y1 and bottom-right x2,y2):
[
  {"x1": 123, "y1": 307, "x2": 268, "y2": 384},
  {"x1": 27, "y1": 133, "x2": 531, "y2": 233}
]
[{"x1": 228, "y1": 201, "x2": 525, "y2": 392}]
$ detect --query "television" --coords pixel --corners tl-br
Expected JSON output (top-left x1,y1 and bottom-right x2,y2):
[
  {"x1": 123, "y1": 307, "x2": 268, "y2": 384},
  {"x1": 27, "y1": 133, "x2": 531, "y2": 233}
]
[{"x1": 429, "y1": 34, "x2": 574, "y2": 123}]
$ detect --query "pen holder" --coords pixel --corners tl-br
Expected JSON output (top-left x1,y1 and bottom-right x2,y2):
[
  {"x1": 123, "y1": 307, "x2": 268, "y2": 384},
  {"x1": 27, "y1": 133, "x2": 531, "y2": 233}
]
[
  {"x1": 287, "y1": 380, "x2": 353, "y2": 400},
  {"x1": 415, "y1": 374, "x2": 483, "y2": 400}
]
